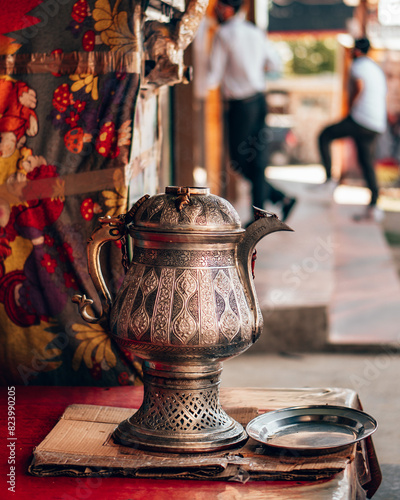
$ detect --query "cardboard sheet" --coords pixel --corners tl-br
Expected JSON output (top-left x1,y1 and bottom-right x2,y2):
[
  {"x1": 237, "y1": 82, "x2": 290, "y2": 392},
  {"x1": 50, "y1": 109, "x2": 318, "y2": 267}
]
[{"x1": 29, "y1": 403, "x2": 356, "y2": 482}]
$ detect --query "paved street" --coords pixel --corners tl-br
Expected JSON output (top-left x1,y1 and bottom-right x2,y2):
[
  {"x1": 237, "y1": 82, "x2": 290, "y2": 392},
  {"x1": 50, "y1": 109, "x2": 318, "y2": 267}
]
[{"x1": 224, "y1": 166, "x2": 400, "y2": 498}]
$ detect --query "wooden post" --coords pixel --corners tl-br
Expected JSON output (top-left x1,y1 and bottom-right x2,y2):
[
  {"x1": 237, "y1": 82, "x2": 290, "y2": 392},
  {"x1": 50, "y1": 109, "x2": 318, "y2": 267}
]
[
  {"x1": 172, "y1": 46, "x2": 196, "y2": 187},
  {"x1": 360, "y1": 0, "x2": 368, "y2": 36}
]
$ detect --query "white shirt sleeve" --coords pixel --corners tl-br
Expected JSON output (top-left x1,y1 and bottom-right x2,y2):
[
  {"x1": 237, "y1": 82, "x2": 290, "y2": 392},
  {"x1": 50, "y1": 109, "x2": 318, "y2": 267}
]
[
  {"x1": 208, "y1": 31, "x2": 229, "y2": 90},
  {"x1": 264, "y1": 38, "x2": 282, "y2": 74},
  {"x1": 350, "y1": 60, "x2": 360, "y2": 80}
]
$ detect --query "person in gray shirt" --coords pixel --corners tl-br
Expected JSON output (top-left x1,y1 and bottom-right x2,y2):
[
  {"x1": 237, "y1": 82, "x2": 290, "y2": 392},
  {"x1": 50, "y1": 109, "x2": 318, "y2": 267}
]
[{"x1": 317, "y1": 37, "x2": 387, "y2": 222}]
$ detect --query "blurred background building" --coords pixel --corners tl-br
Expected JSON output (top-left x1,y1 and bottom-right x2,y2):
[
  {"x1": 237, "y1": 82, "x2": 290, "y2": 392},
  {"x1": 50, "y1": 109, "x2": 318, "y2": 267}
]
[{"x1": 161, "y1": 0, "x2": 400, "y2": 203}]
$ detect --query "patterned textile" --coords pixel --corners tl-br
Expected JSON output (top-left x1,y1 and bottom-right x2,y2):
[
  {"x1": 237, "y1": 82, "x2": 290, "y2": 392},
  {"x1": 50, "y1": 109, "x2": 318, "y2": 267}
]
[{"x1": 0, "y1": 0, "x2": 143, "y2": 386}]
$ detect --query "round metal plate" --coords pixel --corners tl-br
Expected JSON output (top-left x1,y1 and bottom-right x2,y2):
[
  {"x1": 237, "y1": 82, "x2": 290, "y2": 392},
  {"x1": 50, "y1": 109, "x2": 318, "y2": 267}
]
[{"x1": 246, "y1": 405, "x2": 377, "y2": 453}]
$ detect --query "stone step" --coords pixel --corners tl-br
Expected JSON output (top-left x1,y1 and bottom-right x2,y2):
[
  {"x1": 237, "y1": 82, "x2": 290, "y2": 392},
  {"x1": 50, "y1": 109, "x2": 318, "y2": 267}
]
[{"x1": 329, "y1": 204, "x2": 400, "y2": 346}]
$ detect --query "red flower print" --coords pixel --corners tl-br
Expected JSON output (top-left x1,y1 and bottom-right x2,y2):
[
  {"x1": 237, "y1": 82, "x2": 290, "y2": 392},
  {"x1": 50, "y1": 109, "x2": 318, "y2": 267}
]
[
  {"x1": 90, "y1": 361, "x2": 102, "y2": 380},
  {"x1": 73, "y1": 100, "x2": 86, "y2": 113},
  {"x1": 0, "y1": 231, "x2": 12, "y2": 262},
  {"x1": 64, "y1": 127, "x2": 84, "y2": 154},
  {"x1": 71, "y1": 0, "x2": 88, "y2": 23},
  {"x1": 53, "y1": 84, "x2": 72, "y2": 112},
  {"x1": 64, "y1": 272, "x2": 79, "y2": 290},
  {"x1": 27, "y1": 163, "x2": 58, "y2": 181},
  {"x1": 66, "y1": 111, "x2": 80, "y2": 127},
  {"x1": 41, "y1": 253, "x2": 57, "y2": 274},
  {"x1": 51, "y1": 49, "x2": 64, "y2": 77},
  {"x1": 58, "y1": 242, "x2": 74, "y2": 263},
  {"x1": 82, "y1": 30, "x2": 95, "y2": 52},
  {"x1": 80, "y1": 198, "x2": 102, "y2": 221},
  {"x1": 118, "y1": 371, "x2": 130, "y2": 386},
  {"x1": 81, "y1": 198, "x2": 94, "y2": 221},
  {"x1": 44, "y1": 234, "x2": 55, "y2": 247},
  {"x1": 121, "y1": 347, "x2": 135, "y2": 364},
  {"x1": 8, "y1": 164, "x2": 64, "y2": 237},
  {"x1": 95, "y1": 121, "x2": 120, "y2": 158}
]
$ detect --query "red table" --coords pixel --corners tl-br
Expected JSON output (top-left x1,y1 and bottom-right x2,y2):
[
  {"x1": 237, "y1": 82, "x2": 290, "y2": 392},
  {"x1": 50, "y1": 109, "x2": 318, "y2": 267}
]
[{"x1": 0, "y1": 386, "x2": 381, "y2": 500}]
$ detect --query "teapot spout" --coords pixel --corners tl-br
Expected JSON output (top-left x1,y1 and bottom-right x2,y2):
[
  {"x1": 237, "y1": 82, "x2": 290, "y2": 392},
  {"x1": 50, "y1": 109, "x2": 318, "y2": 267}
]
[
  {"x1": 237, "y1": 207, "x2": 293, "y2": 342},
  {"x1": 241, "y1": 207, "x2": 293, "y2": 255}
]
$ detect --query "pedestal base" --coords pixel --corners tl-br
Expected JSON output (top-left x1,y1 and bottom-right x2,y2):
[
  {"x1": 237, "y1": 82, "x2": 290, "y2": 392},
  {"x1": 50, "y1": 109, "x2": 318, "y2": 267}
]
[{"x1": 113, "y1": 361, "x2": 247, "y2": 453}]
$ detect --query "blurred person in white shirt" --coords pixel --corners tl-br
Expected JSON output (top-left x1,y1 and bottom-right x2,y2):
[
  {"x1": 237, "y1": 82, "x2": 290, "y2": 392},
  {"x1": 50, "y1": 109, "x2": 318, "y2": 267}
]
[{"x1": 207, "y1": 0, "x2": 296, "y2": 222}]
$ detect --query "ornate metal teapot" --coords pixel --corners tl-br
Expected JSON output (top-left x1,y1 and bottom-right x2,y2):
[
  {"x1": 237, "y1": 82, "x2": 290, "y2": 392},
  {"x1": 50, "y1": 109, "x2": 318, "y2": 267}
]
[{"x1": 73, "y1": 186, "x2": 292, "y2": 452}]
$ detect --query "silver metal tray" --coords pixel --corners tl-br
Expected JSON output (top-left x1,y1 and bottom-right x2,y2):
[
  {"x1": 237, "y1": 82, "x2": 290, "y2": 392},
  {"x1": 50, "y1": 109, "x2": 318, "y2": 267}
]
[{"x1": 246, "y1": 405, "x2": 377, "y2": 453}]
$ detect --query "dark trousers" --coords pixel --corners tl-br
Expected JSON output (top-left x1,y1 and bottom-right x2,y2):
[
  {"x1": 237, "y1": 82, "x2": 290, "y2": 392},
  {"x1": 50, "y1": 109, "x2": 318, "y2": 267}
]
[
  {"x1": 225, "y1": 93, "x2": 285, "y2": 209},
  {"x1": 319, "y1": 115, "x2": 379, "y2": 206}
]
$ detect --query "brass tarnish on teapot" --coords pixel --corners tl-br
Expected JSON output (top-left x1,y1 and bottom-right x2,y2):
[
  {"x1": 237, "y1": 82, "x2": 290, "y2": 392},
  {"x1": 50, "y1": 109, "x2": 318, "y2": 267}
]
[{"x1": 73, "y1": 186, "x2": 293, "y2": 452}]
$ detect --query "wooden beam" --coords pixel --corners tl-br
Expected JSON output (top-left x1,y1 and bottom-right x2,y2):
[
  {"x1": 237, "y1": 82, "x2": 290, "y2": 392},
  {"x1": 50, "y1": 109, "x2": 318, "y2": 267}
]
[{"x1": 171, "y1": 46, "x2": 196, "y2": 187}]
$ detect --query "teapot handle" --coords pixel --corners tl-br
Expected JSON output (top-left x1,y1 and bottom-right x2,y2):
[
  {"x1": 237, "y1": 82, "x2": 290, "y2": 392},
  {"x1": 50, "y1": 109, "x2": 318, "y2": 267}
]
[
  {"x1": 72, "y1": 194, "x2": 150, "y2": 323},
  {"x1": 72, "y1": 215, "x2": 126, "y2": 323}
]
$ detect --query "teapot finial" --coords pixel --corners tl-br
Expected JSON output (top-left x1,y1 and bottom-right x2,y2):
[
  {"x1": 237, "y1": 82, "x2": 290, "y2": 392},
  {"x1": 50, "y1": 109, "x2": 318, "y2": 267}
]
[{"x1": 175, "y1": 187, "x2": 192, "y2": 212}]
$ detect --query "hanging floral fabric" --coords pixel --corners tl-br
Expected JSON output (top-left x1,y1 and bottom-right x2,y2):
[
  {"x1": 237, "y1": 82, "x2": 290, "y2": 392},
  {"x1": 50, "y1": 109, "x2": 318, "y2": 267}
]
[{"x1": 0, "y1": 0, "x2": 143, "y2": 385}]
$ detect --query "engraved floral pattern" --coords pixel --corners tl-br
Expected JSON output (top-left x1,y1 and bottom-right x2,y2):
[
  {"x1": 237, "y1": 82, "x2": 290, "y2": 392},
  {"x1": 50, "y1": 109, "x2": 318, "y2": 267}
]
[
  {"x1": 112, "y1": 264, "x2": 145, "y2": 338},
  {"x1": 130, "y1": 266, "x2": 157, "y2": 340},
  {"x1": 133, "y1": 247, "x2": 235, "y2": 268},
  {"x1": 216, "y1": 199, "x2": 241, "y2": 225},
  {"x1": 214, "y1": 270, "x2": 240, "y2": 341},
  {"x1": 230, "y1": 268, "x2": 253, "y2": 340},
  {"x1": 180, "y1": 197, "x2": 202, "y2": 224},
  {"x1": 160, "y1": 201, "x2": 180, "y2": 227},
  {"x1": 142, "y1": 267, "x2": 158, "y2": 295},
  {"x1": 114, "y1": 258, "x2": 254, "y2": 346},
  {"x1": 198, "y1": 269, "x2": 219, "y2": 345},
  {"x1": 151, "y1": 268, "x2": 175, "y2": 344},
  {"x1": 145, "y1": 195, "x2": 165, "y2": 221},
  {"x1": 110, "y1": 263, "x2": 136, "y2": 332},
  {"x1": 220, "y1": 310, "x2": 240, "y2": 340},
  {"x1": 173, "y1": 270, "x2": 198, "y2": 344},
  {"x1": 131, "y1": 307, "x2": 150, "y2": 340},
  {"x1": 134, "y1": 193, "x2": 241, "y2": 229}
]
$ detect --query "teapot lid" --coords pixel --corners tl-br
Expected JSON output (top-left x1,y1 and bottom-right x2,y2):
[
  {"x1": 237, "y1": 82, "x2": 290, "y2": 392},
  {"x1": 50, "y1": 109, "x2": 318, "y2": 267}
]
[{"x1": 130, "y1": 186, "x2": 242, "y2": 232}]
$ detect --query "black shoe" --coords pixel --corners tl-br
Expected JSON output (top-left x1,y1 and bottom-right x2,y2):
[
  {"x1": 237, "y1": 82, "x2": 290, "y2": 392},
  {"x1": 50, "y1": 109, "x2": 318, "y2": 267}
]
[{"x1": 281, "y1": 197, "x2": 296, "y2": 222}]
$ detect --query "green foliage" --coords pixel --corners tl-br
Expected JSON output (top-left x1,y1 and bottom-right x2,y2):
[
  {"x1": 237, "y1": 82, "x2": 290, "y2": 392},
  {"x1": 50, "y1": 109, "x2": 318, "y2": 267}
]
[
  {"x1": 287, "y1": 39, "x2": 337, "y2": 75},
  {"x1": 385, "y1": 231, "x2": 400, "y2": 247}
]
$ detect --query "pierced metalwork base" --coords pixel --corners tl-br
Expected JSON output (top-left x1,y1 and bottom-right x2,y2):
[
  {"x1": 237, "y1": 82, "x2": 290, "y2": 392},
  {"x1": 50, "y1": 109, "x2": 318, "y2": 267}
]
[{"x1": 113, "y1": 361, "x2": 247, "y2": 453}]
